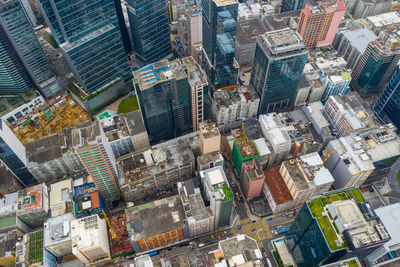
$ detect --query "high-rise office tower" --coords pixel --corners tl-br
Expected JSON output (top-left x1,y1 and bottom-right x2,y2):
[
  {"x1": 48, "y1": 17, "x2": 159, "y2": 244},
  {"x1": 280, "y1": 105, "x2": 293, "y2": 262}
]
[
  {"x1": 250, "y1": 29, "x2": 307, "y2": 114},
  {"x1": 350, "y1": 40, "x2": 400, "y2": 97},
  {"x1": 126, "y1": 0, "x2": 171, "y2": 64},
  {"x1": 37, "y1": 0, "x2": 132, "y2": 93},
  {"x1": 72, "y1": 121, "x2": 121, "y2": 200},
  {"x1": 201, "y1": 0, "x2": 239, "y2": 91},
  {"x1": 297, "y1": 2, "x2": 345, "y2": 49},
  {"x1": 134, "y1": 59, "x2": 193, "y2": 144},
  {"x1": 287, "y1": 188, "x2": 390, "y2": 266},
  {"x1": 374, "y1": 66, "x2": 400, "y2": 130},
  {"x1": 114, "y1": 0, "x2": 132, "y2": 54},
  {"x1": 0, "y1": 0, "x2": 61, "y2": 98},
  {"x1": 0, "y1": 120, "x2": 38, "y2": 187},
  {"x1": 280, "y1": 0, "x2": 307, "y2": 13}
]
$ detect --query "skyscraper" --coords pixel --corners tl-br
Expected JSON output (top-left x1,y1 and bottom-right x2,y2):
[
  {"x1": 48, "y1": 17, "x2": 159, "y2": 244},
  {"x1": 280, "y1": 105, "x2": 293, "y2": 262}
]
[
  {"x1": 126, "y1": 0, "x2": 171, "y2": 64},
  {"x1": 0, "y1": 120, "x2": 38, "y2": 187},
  {"x1": 114, "y1": 0, "x2": 132, "y2": 54},
  {"x1": 280, "y1": 0, "x2": 307, "y2": 13},
  {"x1": 134, "y1": 59, "x2": 193, "y2": 144},
  {"x1": 287, "y1": 188, "x2": 390, "y2": 266},
  {"x1": 0, "y1": 0, "x2": 61, "y2": 97},
  {"x1": 350, "y1": 40, "x2": 400, "y2": 97},
  {"x1": 250, "y1": 29, "x2": 307, "y2": 114},
  {"x1": 37, "y1": 0, "x2": 132, "y2": 93},
  {"x1": 374, "y1": 66, "x2": 400, "y2": 130},
  {"x1": 72, "y1": 121, "x2": 121, "y2": 200},
  {"x1": 201, "y1": 0, "x2": 239, "y2": 91},
  {"x1": 296, "y1": 2, "x2": 345, "y2": 49}
]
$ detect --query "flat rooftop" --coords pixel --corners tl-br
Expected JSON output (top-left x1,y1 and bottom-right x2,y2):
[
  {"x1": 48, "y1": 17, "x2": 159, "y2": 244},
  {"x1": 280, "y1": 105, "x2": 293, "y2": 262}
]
[
  {"x1": 219, "y1": 235, "x2": 261, "y2": 263},
  {"x1": 125, "y1": 195, "x2": 187, "y2": 241},
  {"x1": 197, "y1": 151, "x2": 223, "y2": 166},
  {"x1": 7, "y1": 94, "x2": 89, "y2": 145},
  {"x1": 213, "y1": 0, "x2": 238, "y2": 7},
  {"x1": 243, "y1": 159, "x2": 263, "y2": 181},
  {"x1": 260, "y1": 28, "x2": 306, "y2": 56},
  {"x1": 264, "y1": 167, "x2": 293, "y2": 205},
  {"x1": 375, "y1": 203, "x2": 400, "y2": 252},
  {"x1": 133, "y1": 60, "x2": 187, "y2": 90},
  {"x1": 307, "y1": 188, "x2": 389, "y2": 251},
  {"x1": 201, "y1": 166, "x2": 233, "y2": 202},
  {"x1": 320, "y1": 257, "x2": 361, "y2": 267},
  {"x1": 44, "y1": 213, "x2": 72, "y2": 247},
  {"x1": 342, "y1": 28, "x2": 378, "y2": 54},
  {"x1": 17, "y1": 184, "x2": 45, "y2": 215},
  {"x1": 200, "y1": 121, "x2": 220, "y2": 139},
  {"x1": 71, "y1": 120, "x2": 102, "y2": 147},
  {"x1": 125, "y1": 111, "x2": 147, "y2": 136},
  {"x1": 236, "y1": 18, "x2": 267, "y2": 46},
  {"x1": 366, "y1": 12, "x2": 400, "y2": 28}
]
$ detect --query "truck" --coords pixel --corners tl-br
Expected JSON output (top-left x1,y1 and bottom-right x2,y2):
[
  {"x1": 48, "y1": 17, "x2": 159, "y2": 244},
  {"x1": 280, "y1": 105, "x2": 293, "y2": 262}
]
[
  {"x1": 277, "y1": 227, "x2": 290, "y2": 234},
  {"x1": 199, "y1": 243, "x2": 205, "y2": 247}
]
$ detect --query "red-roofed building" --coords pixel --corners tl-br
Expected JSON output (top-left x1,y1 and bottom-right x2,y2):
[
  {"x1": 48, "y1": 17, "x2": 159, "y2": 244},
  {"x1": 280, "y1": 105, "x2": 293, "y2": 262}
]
[{"x1": 263, "y1": 167, "x2": 293, "y2": 213}]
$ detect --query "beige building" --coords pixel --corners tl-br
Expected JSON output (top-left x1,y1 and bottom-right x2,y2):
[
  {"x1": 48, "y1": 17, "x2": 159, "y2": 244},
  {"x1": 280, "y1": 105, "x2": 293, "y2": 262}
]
[
  {"x1": 279, "y1": 152, "x2": 334, "y2": 208},
  {"x1": 199, "y1": 121, "x2": 221, "y2": 155}
]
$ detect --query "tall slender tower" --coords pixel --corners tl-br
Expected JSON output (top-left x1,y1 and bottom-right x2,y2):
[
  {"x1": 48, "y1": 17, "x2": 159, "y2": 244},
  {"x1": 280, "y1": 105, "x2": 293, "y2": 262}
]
[
  {"x1": 350, "y1": 40, "x2": 400, "y2": 97},
  {"x1": 37, "y1": 0, "x2": 132, "y2": 93},
  {"x1": 72, "y1": 121, "x2": 121, "y2": 200},
  {"x1": 201, "y1": 0, "x2": 239, "y2": 91},
  {"x1": 250, "y1": 29, "x2": 307, "y2": 114},
  {"x1": 297, "y1": 2, "x2": 345, "y2": 49},
  {"x1": 0, "y1": 0, "x2": 61, "y2": 97},
  {"x1": 374, "y1": 66, "x2": 400, "y2": 129},
  {"x1": 126, "y1": 0, "x2": 171, "y2": 64}
]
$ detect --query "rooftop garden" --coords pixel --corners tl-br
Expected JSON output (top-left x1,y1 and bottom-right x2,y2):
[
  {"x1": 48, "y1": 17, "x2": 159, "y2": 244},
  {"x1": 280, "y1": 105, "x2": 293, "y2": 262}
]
[
  {"x1": 346, "y1": 259, "x2": 359, "y2": 267},
  {"x1": 213, "y1": 182, "x2": 233, "y2": 202},
  {"x1": 28, "y1": 230, "x2": 43, "y2": 265},
  {"x1": 117, "y1": 95, "x2": 139, "y2": 114},
  {"x1": 351, "y1": 188, "x2": 365, "y2": 203}
]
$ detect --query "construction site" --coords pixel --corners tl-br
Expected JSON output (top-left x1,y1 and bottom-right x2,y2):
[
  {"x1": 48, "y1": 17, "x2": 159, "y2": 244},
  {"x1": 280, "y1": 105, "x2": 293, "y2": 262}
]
[
  {"x1": 7, "y1": 93, "x2": 89, "y2": 144},
  {"x1": 108, "y1": 213, "x2": 134, "y2": 259}
]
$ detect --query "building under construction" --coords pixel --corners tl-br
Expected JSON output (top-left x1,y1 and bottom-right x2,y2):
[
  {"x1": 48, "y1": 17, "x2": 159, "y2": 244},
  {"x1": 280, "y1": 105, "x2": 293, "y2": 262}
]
[
  {"x1": 7, "y1": 93, "x2": 89, "y2": 145},
  {"x1": 118, "y1": 132, "x2": 198, "y2": 203},
  {"x1": 231, "y1": 138, "x2": 260, "y2": 176},
  {"x1": 109, "y1": 213, "x2": 134, "y2": 258},
  {"x1": 16, "y1": 183, "x2": 49, "y2": 227}
]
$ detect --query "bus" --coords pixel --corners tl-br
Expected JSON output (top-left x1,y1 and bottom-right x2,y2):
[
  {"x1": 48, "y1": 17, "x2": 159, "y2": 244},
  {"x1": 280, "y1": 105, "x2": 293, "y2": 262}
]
[
  {"x1": 148, "y1": 251, "x2": 159, "y2": 256},
  {"x1": 277, "y1": 227, "x2": 290, "y2": 234}
]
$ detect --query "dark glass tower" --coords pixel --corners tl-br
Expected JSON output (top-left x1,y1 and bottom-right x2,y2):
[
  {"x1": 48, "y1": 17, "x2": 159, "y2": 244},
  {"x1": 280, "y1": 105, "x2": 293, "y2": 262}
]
[
  {"x1": 374, "y1": 66, "x2": 400, "y2": 130},
  {"x1": 250, "y1": 29, "x2": 307, "y2": 114},
  {"x1": 350, "y1": 40, "x2": 400, "y2": 97},
  {"x1": 0, "y1": 121, "x2": 37, "y2": 187},
  {"x1": 280, "y1": 0, "x2": 307, "y2": 13},
  {"x1": 134, "y1": 60, "x2": 192, "y2": 144},
  {"x1": 0, "y1": 0, "x2": 57, "y2": 97},
  {"x1": 127, "y1": 0, "x2": 171, "y2": 64},
  {"x1": 114, "y1": 0, "x2": 132, "y2": 54},
  {"x1": 201, "y1": 0, "x2": 238, "y2": 91},
  {"x1": 37, "y1": 0, "x2": 132, "y2": 93}
]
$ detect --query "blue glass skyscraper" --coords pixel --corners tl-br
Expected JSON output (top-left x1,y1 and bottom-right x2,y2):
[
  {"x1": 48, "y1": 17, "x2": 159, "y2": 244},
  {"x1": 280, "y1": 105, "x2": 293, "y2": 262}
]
[
  {"x1": 374, "y1": 66, "x2": 400, "y2": 131},
  {"x1": 126, "y1": 0, "x2": 171, "y2": 64},
  {"x1": 250, "y1": 29, "x2": 307, "y2": 114},
  {"x1": 0, "y1": 0, "x2": 60, "y2": 97},
  {"x1": 38, "y1": 0, "x2": 132, "y2": 93},
  {"x1": 202, "y1": 0, "x2": 239, "y2": 91},
  {"x1": 114, "y1": 0, "x2": 132, "y2": 54},
  {"x1": 280, "y1": 0, "x2": 307, "y2": 13},
  {"x1": 134, "y1": 60, "x2": 192, "y2": 144}
]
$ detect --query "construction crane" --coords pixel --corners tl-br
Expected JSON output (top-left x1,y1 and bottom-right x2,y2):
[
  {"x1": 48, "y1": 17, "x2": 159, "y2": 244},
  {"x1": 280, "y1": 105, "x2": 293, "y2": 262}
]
[
  {"x1": 34, "y1": 104, "x2": 45, "y2": 129},
  {"x1": 323, "y1": 145, "x2": 345, "y2": 164},
  {"x1": 241, "y1": 122, "x2": 250, "y2": 154},
  {"x1": 102, "y1": 210, "x2": 120, "y2": 242}
]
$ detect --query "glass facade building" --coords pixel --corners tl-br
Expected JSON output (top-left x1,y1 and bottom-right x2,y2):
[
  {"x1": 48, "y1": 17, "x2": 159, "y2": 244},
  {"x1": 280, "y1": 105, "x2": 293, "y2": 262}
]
[
  {"x1": 0, "y1": 121, "x2": 37, "y2": 187},
  {"x1": 134, "y1": 60, "x2": 192, "y2": 144},
  {"x1": 350, "y1": 40, "x2": 400, "y2": 97},
  {"x1": 38, "y1": 0, "x2": 132, "y2": 93},
  {"x1": 127, "y1": 0, "x2": 171, "y2": 64},
  {"x1": 374, "y1": 66, "x2": 400, "y2": 131},
  {"x1": 114, "y1": 0, "x2": 132, "y2": 54},
  {"x1": 0, "y1": 0, "x2": 56, "y2": 96},
  {"x1": 250, "y1": 29, "x2": 307, "y2": 114},
  {"x1": 280, "y1": 0, "x2": 307, "y2": 13},
  {"x1": 202, "y1": 0, "x2": 238, "y2": 90}
]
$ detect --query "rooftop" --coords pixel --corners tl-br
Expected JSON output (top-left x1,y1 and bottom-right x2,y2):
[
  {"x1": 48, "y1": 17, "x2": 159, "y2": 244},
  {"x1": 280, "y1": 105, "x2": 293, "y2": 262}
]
[
  {"x1": 197, "y1": 151, "x2": 224, "y2": 166},
  {"x1": 49, "y1": 179, "x2": 73, "y2": 217},
  {"x1": 234, "y1": 138, "x2": 259, "y2": 159},
  {"x1": 236, "y1": 18, "x2": 267, "y2": 46},
  {"x1": 242, "y1": 158, "x2": 264, "y2": 182},
  {"x1": 307, "y1": 188, "x2": 389, "y2": 251},
  {"x1": 125, "y1": 195, "x2": 187, "y2": 241},
  {"x1": 342, "y1": 28, "x2": 378, "y2": 54},
  {"x1": 0, "y1": 192, "x2": 17, "y2": 218},
  {"x1": 213, "y1": 0, "x2": 238, "y2": 7},
  {"x1": 200, "y1": 121, "x2": 220, "y2": 139},
  {"x1": 366, "y1": 12, "x2": 400, "y2": 28},
  {"x1": 304, "y1": 103, "x2": 329, "y2": 127},
  {"x1": 17, "y1": 184, "x2": 47, "y2": 215},
  {"x1": 260, "y1": 28, "x2": 306, "y2": 56},
  {"x1": 263, "y1": 167, "x2": 293, "y2": 205},
  {"x1": 71, "y1": 120, "x2": 102, "y2": 147},
  {"x1": 0, "y1": 230, "x2": 17, "y2": 259},
  {"x1": 320, "y1": 257, "x2": 361, "y2": 267},
  {"x1": 201, "y1": 166, "x2": 233, "y2": 202},
  {"x1": 44, "y1": 213, "x2": 73, "y2": 247},
  {"x1": 133, "y1": 60, "x2": 187, "y2": 90},
  {"x1": 374, "y1": 203, "x2": 400, "y2": 252},
  {"x1": 219, "y1": 235, "x2": 262, "y2": 265},
  {"x1": 7, "y1": 94, "x2": 89, "y2": 145}
]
